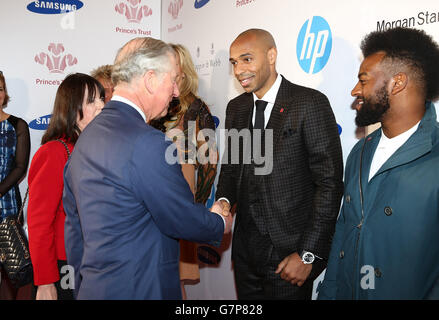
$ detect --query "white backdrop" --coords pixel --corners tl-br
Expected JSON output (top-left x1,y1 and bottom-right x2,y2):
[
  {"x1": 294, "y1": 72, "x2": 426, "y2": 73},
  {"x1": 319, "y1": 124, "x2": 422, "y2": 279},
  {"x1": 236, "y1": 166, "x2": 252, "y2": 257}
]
[
  {"x1": 0, "y1": 0, "x2": 161, "y2": 184},
  {"x1": 161, "y1": 0, "x2": 439, "y2": 300},
  {"x1": 0, "y1": 0, "x2": 162, "y2": 259},
  {"x1": 1, "y1": 0, "x2": 439, "y2": 300}
]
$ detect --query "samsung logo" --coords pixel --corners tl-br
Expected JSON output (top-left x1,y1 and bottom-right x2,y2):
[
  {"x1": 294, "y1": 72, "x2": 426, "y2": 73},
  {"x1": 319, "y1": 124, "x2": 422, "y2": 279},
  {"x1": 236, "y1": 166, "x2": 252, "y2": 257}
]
[
  {"x1": 27, "y1": 0, "x2": 84, "y2": 14},
  {"x1": 29, "y1": 115, "x2": 52, "y2": 130},
  {"x1": 194, "y1": 0, "x2": 209, "y2": 9}
]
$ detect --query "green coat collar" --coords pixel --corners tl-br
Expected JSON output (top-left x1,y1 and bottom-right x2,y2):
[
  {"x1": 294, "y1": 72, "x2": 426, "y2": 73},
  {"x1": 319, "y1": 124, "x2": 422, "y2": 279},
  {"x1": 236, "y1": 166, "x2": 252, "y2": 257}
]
[{"x1": 365, "y1": 102, "x2": 437, "y2": 183}]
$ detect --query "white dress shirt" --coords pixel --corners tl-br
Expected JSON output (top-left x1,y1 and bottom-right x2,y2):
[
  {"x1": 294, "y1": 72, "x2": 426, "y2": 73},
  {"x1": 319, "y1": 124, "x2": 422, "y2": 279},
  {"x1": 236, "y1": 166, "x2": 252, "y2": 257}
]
[
  {"x1": 252, "y1": 73, "x2": 282, "y2": 128},
  {"x1": 219, "y1": 74, "x2": 282, "y2": 206},
  {"x1": 368, "y1": 121, "x2": 420, "y2": 181},
  {"x1": 111, "y1": 95, "x2": 147, "y2": 122}
]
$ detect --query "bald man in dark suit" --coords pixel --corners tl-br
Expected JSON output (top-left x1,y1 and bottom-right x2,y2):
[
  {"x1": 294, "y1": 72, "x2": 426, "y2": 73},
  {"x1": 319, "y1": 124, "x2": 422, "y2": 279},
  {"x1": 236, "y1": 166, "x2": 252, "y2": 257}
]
[
  {"x1": 216, "y1": 29, "x2": 343, "y2": 299},
  {"x1": 63, "y1": 37, "x2": 233, "y2": 300}
]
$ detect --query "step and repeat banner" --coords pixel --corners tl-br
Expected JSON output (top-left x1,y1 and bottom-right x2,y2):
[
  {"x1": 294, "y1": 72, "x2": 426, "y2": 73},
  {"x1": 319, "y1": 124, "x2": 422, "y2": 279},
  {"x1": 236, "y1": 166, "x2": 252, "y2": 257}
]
[
  {"x1": 0, "y1": 0, "x2": 161, "y2": 188},
  {"x1": 0, "y1": 0, "x2": 161, "y2": 262},
  {"x1": 161, "y1": 0, "x2": 439, "y2": 300},
  {"x1": 1, "y1": 0, "x2": 438, "y2": 300}
]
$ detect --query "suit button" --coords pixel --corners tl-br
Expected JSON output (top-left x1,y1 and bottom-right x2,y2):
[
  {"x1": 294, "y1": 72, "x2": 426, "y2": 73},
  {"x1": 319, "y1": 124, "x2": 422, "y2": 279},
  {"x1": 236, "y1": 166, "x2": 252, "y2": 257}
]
[
  {"x1": 375, "y1": 268, "x2": 382, "y2": 278},
  {"x1": 345, "y1": 195, "x2": 351, "y2": 203},
  {"x1": 339, "y1": 250, "x2": 344, "y2": 259},
  {"x1": 384, "y1": 206, "x2": 393, "y2": 216}
]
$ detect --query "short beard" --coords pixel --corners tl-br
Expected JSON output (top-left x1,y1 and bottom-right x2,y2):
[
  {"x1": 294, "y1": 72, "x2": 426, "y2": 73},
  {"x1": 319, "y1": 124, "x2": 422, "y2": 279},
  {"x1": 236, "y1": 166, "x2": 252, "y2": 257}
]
[{"x1": 355, "y1": 85, "x2": 390, "y2": 127}]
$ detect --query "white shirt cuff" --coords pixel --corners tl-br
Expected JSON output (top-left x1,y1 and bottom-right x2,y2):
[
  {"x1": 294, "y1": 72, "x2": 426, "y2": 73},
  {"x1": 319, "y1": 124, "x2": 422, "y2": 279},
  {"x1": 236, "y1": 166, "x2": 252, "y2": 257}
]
[{"x1": 217, "y1": 197, "x2": 230, "y2": 204}]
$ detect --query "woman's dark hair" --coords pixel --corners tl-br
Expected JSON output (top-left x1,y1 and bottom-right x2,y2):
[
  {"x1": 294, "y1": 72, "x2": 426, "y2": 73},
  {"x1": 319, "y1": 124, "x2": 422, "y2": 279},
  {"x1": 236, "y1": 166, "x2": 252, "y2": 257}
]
[
  {"x1": 41, "y1": 73, "x2": 104, "y2": 144},
  {"x1": 0, "y1": 71, "x2": 11, "y2": 106}
]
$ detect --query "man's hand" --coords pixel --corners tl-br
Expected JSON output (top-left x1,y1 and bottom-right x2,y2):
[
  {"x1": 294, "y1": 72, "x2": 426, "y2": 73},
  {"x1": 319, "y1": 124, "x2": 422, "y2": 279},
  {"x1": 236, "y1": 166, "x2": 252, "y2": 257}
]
[
  {"x1": 36, "y1": 283, "x2": 57, "y2": 300},
  {"x1": 211, "y1": 200, "x2": 231, "y2": 216},
  {"x1": 275, "y1": 252, "x2": 312, "y2": 287},
  {"x1": 210, "y1": 200, "x2": 233, "y2": 234}
]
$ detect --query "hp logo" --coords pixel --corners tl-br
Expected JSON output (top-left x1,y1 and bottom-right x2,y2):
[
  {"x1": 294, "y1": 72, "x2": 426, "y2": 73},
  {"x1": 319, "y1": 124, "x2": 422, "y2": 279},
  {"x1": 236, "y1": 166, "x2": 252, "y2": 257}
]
[{"x1": 296, "y1": 16, "x2": 332, "y2": 74}]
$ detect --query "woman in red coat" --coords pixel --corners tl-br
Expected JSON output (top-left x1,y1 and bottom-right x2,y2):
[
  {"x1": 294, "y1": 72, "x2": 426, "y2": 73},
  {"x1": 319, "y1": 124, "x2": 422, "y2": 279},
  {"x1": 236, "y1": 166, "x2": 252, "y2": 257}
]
[{"x1": 27, "y1": 73, "x2": 105, "y2": 300}]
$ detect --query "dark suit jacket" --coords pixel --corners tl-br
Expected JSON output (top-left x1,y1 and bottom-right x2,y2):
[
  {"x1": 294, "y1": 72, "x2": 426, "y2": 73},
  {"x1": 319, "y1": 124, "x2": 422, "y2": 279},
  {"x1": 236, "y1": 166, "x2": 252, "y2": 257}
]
[
  {"x1": 216, "y1": 76, "x2": 343, "y2": 278},
  {"x1": 63, "y1": 100, "x2": 224, "y2": 300}
]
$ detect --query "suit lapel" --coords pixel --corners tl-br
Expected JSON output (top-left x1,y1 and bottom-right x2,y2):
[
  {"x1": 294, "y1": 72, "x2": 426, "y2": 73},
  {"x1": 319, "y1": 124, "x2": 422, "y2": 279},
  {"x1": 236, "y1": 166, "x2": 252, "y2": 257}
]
[
  {"x1": 236, "y1": 94, "x2": 254, "y2": 191},
  {"x1": 266, "y1": 78, "x2": 290, "y2": 146},
  {"x1": 372, "y1": 123, "x2": 432, "y2": 179},
  {"x1": 243, "y1": 94, "x2": 254, "y2": 130},
  {"x1": 369, "y1": 102, "x2": 436, "y2": 181}
]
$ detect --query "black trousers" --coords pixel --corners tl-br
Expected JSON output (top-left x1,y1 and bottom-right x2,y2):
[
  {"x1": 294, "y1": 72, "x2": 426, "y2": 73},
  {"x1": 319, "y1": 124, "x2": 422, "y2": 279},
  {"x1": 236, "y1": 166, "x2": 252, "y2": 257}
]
[
  {"x1": 233, "y1": 222, "x2": 313, "y2": 300},
  {"x1": 32, "y1": 260, "x2": 74, "y2": 300}
]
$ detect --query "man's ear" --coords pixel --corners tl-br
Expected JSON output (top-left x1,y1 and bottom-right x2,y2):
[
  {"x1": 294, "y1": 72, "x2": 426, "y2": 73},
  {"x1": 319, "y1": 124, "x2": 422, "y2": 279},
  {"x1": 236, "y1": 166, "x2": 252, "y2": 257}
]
[
  {"x1": 390, "y1": 72, "x2": 408, "y2": 95},
  {"x1": 267, "y1": 47, "x2": 277, "y2": 65},
  {"x1": 143, "y1": 70, "x2": 156, "y2": 94}
]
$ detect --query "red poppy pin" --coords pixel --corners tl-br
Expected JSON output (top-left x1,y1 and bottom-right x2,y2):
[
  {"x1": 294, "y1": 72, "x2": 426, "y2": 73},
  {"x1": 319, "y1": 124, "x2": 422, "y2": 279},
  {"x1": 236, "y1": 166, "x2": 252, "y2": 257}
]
[{"x1": 280, "y1": 108, "x2": 284, "y2": 113}]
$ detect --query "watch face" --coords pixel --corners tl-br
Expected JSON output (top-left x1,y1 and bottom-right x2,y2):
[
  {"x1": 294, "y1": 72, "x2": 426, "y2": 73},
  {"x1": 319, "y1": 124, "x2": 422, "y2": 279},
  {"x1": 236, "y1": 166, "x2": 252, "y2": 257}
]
[{"x1": 302, "y1": 252, "x2": 315, "y2": 264}]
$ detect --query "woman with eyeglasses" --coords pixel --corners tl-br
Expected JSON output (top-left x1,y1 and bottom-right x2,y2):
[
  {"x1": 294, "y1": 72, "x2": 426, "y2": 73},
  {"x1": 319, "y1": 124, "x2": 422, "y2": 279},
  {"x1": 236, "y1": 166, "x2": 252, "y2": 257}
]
[
  {"x1": 0, "y1": 71, "x2": 31, "y2": 299},
  {"x1": 27, "y1": 73, "x2": 105, "y2": 300}
]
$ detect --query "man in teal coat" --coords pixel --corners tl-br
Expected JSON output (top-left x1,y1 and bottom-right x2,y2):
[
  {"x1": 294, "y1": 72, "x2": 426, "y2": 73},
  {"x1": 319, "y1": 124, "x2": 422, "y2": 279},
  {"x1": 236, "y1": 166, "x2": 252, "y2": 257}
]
[{"x1": 318, "y1": 27, "x2": 439, "y2": 299}]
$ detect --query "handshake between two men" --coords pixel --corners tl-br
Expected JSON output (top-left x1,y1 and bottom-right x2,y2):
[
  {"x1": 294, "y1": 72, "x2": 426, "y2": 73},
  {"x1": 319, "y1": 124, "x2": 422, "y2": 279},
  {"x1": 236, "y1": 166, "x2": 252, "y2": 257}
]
[{"x1": 210, "y1": 200, "x2": 233, "y2": 234}]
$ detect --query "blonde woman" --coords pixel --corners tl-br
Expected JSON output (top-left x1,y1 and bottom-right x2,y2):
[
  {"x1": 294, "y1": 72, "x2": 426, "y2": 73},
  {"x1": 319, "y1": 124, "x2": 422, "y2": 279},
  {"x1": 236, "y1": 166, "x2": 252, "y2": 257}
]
[{"x1": 151, "y1": 44, "x2": 218, "y2": 299}]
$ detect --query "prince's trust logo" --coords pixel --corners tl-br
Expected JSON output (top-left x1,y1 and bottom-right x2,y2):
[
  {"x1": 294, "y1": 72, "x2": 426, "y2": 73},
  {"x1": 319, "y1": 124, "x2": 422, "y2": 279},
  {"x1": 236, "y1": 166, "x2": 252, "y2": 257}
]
[
  {"x1": 169, "y1": 0, "x2": 183, "y2": 19},
  {"x1": 35, "y1": 43, "x2": 77, "y2": 74},
  {"x1": 115, "y1": 0, "x2": 153, "y2": 23}
]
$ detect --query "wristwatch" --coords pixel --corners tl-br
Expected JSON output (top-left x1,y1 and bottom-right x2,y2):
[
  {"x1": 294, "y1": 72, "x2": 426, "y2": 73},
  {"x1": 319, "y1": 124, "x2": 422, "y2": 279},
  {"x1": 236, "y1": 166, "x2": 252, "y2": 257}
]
[{"x1": 300, "y1": 251, "x2": 315, "y2": 264}]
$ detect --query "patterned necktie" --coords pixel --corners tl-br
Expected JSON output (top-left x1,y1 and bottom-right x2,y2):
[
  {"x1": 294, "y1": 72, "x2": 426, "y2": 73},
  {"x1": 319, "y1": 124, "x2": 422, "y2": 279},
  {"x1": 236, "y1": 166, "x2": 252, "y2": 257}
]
[{"x1": 254, "y1": 100, "x2": 268, "y2": 131}]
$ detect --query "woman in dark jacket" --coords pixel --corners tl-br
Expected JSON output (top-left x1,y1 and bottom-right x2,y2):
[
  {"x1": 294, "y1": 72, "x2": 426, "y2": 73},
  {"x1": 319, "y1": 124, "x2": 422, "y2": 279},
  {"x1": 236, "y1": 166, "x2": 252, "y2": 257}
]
[{"x1": 0, "y1": 71, "x2": 31, "y2": 299}]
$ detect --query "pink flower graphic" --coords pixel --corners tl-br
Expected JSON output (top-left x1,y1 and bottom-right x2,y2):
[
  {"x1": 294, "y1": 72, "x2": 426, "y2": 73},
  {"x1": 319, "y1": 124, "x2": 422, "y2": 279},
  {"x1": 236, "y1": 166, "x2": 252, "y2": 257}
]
[
  {"x1": 115, "y1": 0, "x2": 153, "y2": 23},
  {"x1": 168, "y1": 0, "x2": 183, "y2": 19},
  {"x1": 35, "y1": 43, "x2": 78, "y2": 74}
]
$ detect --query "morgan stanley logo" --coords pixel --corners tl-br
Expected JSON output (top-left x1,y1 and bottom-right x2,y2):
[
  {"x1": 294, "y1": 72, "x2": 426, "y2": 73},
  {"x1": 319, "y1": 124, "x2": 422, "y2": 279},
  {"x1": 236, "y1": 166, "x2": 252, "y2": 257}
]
[
  {"x1": 35, "y1": 43, "x2": 78, "y2": 74},
  {"x1": 194, "y1": 0, "x2": 209, "y2": 9},
  {"x1": 296, "y1": 16, "x2": 332, "y2": 74},
  {"x1": 27, "y1": 0, "x2": 83, "y2": 14},
  {"x1": 169, "y1": 0, "x2": 183, "y2": 19},
  {"x1": 115, "y1": 0, "x2": 153, "y2": 23}
]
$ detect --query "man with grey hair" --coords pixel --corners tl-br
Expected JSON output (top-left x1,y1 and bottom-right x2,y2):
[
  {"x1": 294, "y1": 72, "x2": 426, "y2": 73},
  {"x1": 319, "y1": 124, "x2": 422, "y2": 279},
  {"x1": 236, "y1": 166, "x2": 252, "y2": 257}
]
[{"x1": 63, "y1": 37, "x2": 232, "y2": 300}]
